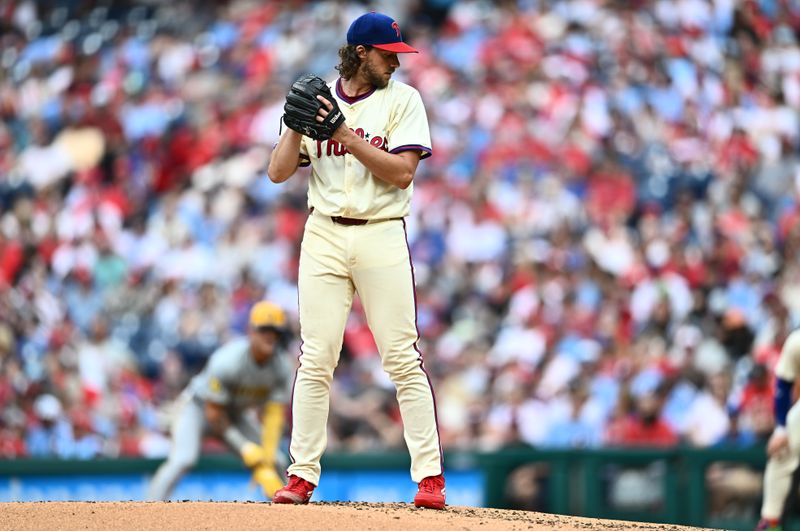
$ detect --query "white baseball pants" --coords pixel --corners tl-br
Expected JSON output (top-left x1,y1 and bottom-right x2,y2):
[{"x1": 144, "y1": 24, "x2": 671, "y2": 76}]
[
  {"x1": 287, "y1": 211, "x2": 443, "y2": 485},
  {"x1": 761, "y1": 402, "x2": 800, "y2": 519}
]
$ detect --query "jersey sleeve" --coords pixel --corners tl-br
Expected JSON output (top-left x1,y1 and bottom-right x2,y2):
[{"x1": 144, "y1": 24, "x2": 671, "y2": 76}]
[
  {"x1": 195, "y1": 351, "x2": 234, "y2": 405},
  {"x1": 386, "y1": 88, "x2": 432, "y2": 160},
  {"x1": 775, "y1": 330, "x2": 800, "y2": 381}
]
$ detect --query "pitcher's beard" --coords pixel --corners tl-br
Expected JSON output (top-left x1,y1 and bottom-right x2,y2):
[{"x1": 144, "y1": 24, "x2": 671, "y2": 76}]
[{"x1": 363, "y1": 61, "x2": 391, "y2": 88}]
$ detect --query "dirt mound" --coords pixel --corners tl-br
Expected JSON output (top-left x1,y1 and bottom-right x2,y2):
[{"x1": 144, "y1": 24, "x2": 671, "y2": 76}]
[{"x1": 2, "y1": 501, "x2": 715, "y2": 530}]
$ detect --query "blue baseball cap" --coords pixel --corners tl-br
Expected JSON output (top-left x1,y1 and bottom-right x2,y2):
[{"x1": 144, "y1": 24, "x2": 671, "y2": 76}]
[{"x1": 347, "y1": 12, "x2": 418, "y2": 54}]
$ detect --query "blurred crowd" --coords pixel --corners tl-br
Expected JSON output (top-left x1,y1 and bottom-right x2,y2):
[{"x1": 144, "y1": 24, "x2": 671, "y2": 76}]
[{"x1": 1, "y1": 0, "x2": 799, "y2": 461}]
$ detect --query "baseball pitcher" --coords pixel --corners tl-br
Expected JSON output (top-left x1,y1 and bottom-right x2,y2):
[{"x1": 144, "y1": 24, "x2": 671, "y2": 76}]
[
  {"x1": 757, "y1": 329, "x2": 800, "y2": 531},
  {"x1": 267, "y1": 12, "x2": 445, "y2": 509},
  {"x1": 147, "y1": 301, "x2": 292, "y2": 501}
]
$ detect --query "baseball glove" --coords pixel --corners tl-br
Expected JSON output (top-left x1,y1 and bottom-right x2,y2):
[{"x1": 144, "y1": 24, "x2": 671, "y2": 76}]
[{"x1": 283, "y1": 74, "x2": 346, "y2": 141}]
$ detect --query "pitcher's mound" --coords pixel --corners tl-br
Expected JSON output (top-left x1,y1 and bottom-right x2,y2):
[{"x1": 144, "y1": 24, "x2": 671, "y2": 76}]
[{"x1": 3, "y1": 501, "x2": 714, "y2": 530}]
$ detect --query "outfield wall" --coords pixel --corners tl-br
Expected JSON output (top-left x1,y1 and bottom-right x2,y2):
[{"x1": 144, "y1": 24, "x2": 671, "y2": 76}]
[{"x1": 0, "y1": 447, "x2": 776, "y2": 531}]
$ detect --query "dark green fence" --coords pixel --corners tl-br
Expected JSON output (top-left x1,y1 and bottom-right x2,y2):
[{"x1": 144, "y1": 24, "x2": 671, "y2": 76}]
[
  {"x1": 0, "y1": 446, "x2": 782, "y2": 530},
  {"x1": 470, "y1": 446, "x2": 769, "y2": 531}
]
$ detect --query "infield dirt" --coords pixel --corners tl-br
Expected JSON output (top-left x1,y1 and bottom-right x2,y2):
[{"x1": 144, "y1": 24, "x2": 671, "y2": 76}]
[{"x1": 3, "y1": 501, "x2": 721, "y2": 530}]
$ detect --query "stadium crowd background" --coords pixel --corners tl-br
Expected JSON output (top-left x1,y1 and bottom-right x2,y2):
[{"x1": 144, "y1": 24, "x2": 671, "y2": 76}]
[{"x1": 0, "y1": 0, "x2": 799, "y2": 474}]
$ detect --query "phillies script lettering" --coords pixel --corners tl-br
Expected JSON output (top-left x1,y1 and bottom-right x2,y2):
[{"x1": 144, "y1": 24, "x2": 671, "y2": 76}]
[{"x1": 316, "y1": 127, "x2": 389, "y2": 157}]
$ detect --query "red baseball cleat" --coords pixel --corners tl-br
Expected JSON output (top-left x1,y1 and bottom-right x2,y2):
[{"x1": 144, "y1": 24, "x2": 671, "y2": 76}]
[
  {"x1": 414, "y1": 474, "x2": 446, "y2": 509},
  {"x1": 755, "y1": 518, "x2": 782, "y2": 531},
  {"x1": 272, "y1": 475, "x2": 316, "y2": 504}
]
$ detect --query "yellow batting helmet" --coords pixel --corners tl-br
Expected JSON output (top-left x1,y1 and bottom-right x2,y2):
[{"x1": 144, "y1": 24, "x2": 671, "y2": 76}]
[{"x1": 249, "y1": 301, "x2": 287, "y2": 331}]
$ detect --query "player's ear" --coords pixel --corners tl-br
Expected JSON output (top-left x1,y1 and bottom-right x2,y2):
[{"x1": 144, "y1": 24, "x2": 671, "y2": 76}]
[{"x1": 356, "y1": 45, "x2": 369, "y2": 59}]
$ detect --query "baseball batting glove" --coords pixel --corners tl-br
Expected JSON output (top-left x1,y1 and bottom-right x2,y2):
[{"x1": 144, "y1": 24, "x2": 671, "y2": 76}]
[
  {"x1": 283, "y1": 74, "x2": 346, "y2": 141},
  {"x1": 240, "y1": 441, "x2": 266, "y2": 468}
]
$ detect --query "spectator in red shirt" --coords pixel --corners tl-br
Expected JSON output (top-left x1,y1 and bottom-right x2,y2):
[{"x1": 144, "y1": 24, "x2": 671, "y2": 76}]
[
  {"x1": 733, "y1": 363, "x2": 775, "y2": 441},
  {"x1": 606, "y1": 389, "x2": 679, "y2": 447}
]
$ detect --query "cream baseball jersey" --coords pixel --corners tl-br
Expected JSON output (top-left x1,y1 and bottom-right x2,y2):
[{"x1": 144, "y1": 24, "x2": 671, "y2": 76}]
[
  {"x1": 293, "y1": 78, "x2": 432, "y2": 219},
  {"x1": 775, "y1": 330, "x2": 800, "y2": 381}
]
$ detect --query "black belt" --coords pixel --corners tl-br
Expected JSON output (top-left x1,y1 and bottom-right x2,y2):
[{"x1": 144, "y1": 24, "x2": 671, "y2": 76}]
[
  {"x1": 331, "y1": 216, "x2": 370, "y2": 226},
  {"x1": 310, "y1": 207, "x2": 401, "y2": 226}
]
